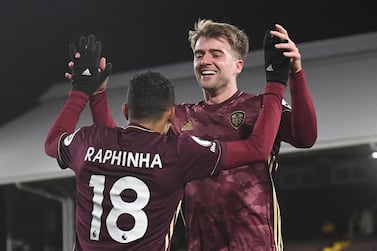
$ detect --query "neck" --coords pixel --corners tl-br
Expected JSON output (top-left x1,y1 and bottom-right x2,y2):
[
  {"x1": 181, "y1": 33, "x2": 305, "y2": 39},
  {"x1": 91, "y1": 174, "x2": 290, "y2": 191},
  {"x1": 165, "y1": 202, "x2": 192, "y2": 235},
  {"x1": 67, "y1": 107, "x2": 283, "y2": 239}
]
[
  {"x1": 131, "y1": 119, "x2": 170, "y2": 134},
  {"x1": 203, "y1": 86, "x2": 238, "y2": 105}
]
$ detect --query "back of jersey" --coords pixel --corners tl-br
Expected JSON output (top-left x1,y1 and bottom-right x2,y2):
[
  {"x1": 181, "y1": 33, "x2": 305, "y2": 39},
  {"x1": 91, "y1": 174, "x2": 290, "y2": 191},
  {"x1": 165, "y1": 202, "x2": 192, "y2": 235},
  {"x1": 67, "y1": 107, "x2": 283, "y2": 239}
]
[{"x1": 58, "y1": 124, "x2": 222, "y2": 251}]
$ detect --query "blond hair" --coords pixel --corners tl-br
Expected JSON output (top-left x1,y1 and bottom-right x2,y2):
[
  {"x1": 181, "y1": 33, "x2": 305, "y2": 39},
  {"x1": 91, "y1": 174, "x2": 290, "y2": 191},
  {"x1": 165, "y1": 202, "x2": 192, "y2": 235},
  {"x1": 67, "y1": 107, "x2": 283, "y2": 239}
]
[{"x1": 188, "y1": 19, "x2": 249, "y2": 60}]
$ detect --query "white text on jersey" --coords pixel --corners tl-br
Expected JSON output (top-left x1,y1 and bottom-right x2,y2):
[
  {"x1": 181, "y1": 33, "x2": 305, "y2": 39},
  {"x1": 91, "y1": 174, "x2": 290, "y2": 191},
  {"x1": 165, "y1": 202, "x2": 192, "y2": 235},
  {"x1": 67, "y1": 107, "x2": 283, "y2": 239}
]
[{"x1": 84, "y1": 147, "x2": 163, "y2": 168}]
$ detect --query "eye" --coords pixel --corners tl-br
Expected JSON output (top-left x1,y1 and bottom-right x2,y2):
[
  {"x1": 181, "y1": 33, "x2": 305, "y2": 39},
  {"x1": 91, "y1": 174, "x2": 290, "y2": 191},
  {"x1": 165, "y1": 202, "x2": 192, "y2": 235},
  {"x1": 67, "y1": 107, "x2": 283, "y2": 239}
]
[
  {"x1": 212, "y1": 52, "x2": 222, "y2": 58},
  {"x1": 194, "y1": 52, "x2": 203, "y2": 59}
]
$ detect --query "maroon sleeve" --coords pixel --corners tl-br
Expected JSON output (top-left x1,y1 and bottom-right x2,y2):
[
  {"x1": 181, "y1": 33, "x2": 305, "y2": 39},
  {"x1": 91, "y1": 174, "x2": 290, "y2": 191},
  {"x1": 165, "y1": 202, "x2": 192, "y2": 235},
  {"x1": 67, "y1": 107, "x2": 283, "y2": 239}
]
[
  {"x1": 44, "y1": 90, "x2": 88, "y2": 158},
  {"x1": 279, "y1": 70, "x2": 317, "y2": 147},
  {"x1": 89, "y1": 90, "x2": 117, "y2": 128},
  {"x1": 222, "y1": 82, "x2": 285, "y2": 168}
]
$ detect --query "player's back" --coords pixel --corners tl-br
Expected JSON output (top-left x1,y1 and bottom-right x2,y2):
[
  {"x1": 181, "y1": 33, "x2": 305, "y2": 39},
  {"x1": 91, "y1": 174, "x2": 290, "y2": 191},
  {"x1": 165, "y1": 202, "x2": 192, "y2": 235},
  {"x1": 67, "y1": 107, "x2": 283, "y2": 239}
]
[{"x1": 59, "y1": 123, "x2": 223, "y2": 251}]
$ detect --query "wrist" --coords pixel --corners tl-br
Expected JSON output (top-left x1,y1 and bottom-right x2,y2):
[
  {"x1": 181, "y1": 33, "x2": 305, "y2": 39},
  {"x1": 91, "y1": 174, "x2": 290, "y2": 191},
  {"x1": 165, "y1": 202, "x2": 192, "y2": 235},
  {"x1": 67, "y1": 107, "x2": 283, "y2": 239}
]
[
  {"x1": 71, "y1": 78, "x2": 100, "y2": 96},
  {"x1": 68, "y1": 90, "x2": 90, "y2": 109},
  {"x1": 90, "y1": 89, "x2": 106, "y2": 102},
  {"x1": 290, "y1": 60, "x2": 302, "y2": 73},
  {"x1": 69, "y1": 89, "x2": 91, "y2": 100},
  {"x1": 93, "y1": 87, "x2": 106, "y2": 96}
]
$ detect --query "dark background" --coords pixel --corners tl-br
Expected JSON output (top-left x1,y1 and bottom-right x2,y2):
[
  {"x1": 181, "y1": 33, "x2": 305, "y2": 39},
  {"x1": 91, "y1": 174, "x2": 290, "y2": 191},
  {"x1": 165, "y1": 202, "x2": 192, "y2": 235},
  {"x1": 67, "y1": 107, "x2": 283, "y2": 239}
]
[{"x1": 1, "y1": 0, "x2": 376, "y2": 126}]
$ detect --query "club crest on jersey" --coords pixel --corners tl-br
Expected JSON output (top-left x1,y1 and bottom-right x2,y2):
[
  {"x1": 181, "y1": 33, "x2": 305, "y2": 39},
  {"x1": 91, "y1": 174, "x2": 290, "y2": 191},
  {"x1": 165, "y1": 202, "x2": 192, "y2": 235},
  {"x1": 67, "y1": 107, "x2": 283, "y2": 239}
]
[{"x1": 230, "y1": 111, "x2": 245, "y2": 129}]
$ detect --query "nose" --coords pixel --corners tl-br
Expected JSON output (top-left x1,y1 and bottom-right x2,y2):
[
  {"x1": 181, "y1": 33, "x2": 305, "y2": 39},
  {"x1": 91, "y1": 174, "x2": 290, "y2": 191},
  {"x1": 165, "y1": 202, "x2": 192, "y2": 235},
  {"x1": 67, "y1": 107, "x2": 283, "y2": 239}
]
[{"x1": 200, "y1": 53, "x2": 211, "y2": 65}]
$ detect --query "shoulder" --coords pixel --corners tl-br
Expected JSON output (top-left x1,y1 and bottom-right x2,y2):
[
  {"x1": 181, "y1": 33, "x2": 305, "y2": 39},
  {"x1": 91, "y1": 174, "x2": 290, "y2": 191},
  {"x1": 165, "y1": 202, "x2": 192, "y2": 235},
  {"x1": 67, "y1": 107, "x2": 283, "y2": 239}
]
[
  {"x1": 173, "y1": 102, "x2": 204, "y2": 123},
  {"x1": 175, "y1": 101, "x2": 203, "y2": 110},
  {"x1": 234, "y1": 92, "x2": 263, "y2": 110},
  {"x1": 238, "y1": 91, "x2": 261, "y2": 103},
  {"x1": 79, "y1": 124, "x2": 119, "y2": 136},
  {"x1": 240, "y1": 91, "x2": 257, "y2": 98},
  {"x1": 62, "y1": 125, "x2": 120, "y2": 146}
]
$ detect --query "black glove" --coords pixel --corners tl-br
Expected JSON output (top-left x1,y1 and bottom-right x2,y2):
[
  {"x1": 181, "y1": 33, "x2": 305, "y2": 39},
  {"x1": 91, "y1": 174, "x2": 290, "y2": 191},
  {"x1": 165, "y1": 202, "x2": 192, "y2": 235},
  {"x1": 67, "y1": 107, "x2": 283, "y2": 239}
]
[
  {"x1": 69, "y1": 34, "x2": 112, "y2": 95},
  {"x1": 263, "y1": 30, "x2": 289, "y2": 85}
]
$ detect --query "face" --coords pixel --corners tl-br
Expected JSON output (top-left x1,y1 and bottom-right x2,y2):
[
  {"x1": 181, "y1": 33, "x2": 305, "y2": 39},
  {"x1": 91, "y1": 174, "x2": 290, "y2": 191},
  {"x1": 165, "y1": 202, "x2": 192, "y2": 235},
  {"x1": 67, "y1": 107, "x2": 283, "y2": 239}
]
[{"x1": 193, "y1": 36, "x2": 243, "y2": 95}]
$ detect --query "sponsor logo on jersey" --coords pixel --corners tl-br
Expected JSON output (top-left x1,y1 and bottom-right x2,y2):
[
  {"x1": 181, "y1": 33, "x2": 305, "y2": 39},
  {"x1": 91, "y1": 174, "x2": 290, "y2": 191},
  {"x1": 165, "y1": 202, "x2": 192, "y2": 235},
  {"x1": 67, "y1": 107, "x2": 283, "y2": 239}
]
[
  {"x1": 282, "y1": 99, "x2": 291, "y2": 109},
  {"x1": 190, "y1": 136, "x2": 212, "y2": 147},
  {"x1": 230, "y1": 111, "x2": 245, "y2": 129},
  {"x1": 190, "y1": 136, "x2": 217, "y2": 153},
  {"x1": 63, "y1": 128, "x2": 81, "y2": 146},
  {"x1": 181, "y1": 120, "x2": 194, "y2": 131}
]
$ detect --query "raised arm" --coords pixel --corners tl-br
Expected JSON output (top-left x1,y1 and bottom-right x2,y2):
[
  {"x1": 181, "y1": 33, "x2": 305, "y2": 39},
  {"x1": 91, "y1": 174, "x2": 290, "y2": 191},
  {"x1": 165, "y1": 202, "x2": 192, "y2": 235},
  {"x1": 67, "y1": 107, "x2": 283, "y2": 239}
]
[
  {"x1": 44, "y1": 91, "x2": 89, "y2": 157},
  {"x1": 271, "y1": 24, "x2": 317, "y2": 147},
  {"x1": 280, "y1": 71, "x2": 317, "y2": 148},
  {"x1": 65, "y1": 61, "x2": 116, "y2": 128},
  {"x1": 45, "y1": 34, "x2": 111, "y2": 157},
  {"x1": 87, "y1": 54, "x2": 116, "y2": 128},
  {"x1": 64, "y1": 35, "x2": 116, "y2": 128},
  {"x1": 89, "y1": 90, "x2": 116, "y2": 128},
  {"x1": 221, "y1": 28, "x2": 289, "y2": 168}
]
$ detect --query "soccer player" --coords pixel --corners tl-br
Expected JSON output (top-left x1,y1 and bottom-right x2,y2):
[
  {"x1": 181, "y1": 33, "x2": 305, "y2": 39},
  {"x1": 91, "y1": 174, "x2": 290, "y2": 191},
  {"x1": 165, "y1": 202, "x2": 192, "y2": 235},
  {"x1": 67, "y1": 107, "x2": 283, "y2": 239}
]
[
  {"x1": 45, "y1": 34, "x2": 287, "y2": 250},
  {"x1": 172, "y1": 20, "x2": 318, "y2": 251}
]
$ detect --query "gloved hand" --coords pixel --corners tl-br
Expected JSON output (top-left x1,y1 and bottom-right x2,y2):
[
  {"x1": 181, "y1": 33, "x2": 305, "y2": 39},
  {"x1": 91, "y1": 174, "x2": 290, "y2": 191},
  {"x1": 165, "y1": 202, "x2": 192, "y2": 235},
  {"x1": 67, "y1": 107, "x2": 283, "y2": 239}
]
[
  {"x1": 263, "y1": 30, "x2": 289, "y2": 85},
  {"x1": 69, "y1": 34, "x2": 112, "y2": 95}
]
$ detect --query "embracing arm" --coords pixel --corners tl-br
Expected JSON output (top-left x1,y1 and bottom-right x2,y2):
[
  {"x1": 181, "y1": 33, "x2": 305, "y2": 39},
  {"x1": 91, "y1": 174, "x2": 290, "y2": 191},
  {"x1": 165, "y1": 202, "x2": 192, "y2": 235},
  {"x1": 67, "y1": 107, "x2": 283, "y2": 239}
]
[{"x1": 222, "y1": 82, "x2": 285, "y2": 168}]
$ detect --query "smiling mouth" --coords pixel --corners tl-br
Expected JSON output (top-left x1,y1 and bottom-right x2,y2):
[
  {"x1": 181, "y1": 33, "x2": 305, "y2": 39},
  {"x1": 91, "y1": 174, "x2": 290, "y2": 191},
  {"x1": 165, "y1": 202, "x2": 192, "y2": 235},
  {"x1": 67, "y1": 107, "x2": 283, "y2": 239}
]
[{"x1": 201, "y1": 70, "x2": 216, "y2": 76}]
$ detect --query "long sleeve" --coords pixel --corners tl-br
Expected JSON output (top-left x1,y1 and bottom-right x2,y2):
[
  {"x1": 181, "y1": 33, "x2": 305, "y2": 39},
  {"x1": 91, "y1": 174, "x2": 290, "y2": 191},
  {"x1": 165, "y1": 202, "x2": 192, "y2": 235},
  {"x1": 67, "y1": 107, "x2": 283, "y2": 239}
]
[
  {"x1": 89, "y1": 91, "x2": 116, "y2": 128},
  {"x1": 44, "y1": 90, "x2": 89, "y2": 158},
  {"x1": 222, "y1": 82, "x2": 285, "y2": 168},
  {"x1": 279, "y1": 70, "x2": 317, "y2": 147}
]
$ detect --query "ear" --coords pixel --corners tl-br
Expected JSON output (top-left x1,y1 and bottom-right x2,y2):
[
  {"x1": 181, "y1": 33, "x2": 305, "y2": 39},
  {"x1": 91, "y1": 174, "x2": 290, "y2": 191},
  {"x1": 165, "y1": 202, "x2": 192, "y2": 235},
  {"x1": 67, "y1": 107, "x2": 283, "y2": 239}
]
[
  {"x1": 122, "y1": 103, "x2": 129, "y2": 120},
  {"x1": 235, "y1": 59, "x2": 244, "y2": 74}
]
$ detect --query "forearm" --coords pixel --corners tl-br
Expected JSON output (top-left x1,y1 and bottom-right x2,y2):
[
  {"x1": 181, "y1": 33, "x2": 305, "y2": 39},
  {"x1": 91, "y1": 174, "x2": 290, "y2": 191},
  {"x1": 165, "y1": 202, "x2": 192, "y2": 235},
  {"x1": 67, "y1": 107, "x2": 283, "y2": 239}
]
[
  {"x1": 222, "y1": 82, "x2": 285, "y2": 168},
  {"x1": 44, "y1": 90, "x2": 88, "y2": 158},
  {"x1": 90, "y1": 91, "x2": 116, "y2": 127},
  {"x1": 288, "y1": 70, "x2": 317, "y2": 147}
]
